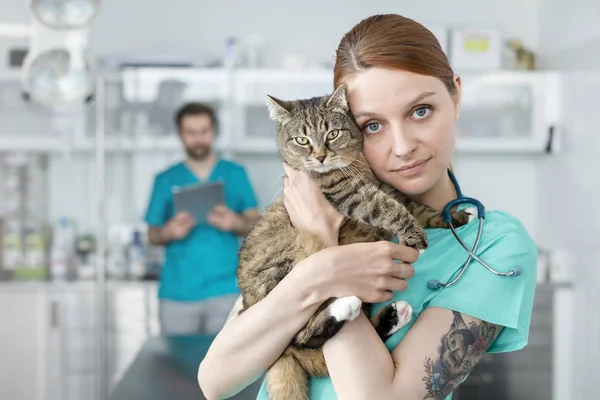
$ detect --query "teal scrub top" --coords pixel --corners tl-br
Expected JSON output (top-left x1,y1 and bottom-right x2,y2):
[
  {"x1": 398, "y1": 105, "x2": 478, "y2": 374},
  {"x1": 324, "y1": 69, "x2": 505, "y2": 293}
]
[
  {"x1": 145, "y1": 160, "x2": 258, "y2": 302},
  {"x1": 256, "y1": 208, "x2": 538, "y2": 399}
]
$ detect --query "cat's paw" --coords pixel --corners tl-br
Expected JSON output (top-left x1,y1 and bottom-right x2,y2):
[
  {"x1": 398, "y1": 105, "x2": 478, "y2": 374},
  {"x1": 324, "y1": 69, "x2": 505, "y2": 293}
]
[
  {"x1": 398, "y1": 224, "x2": 428, "y2": 251},
  {"x1": 464, "y1": 207, "x2": 478, "y2": 223},
  {"x1": 328, "y1": 296, "x2": 362, "y2": 322},
  {"x1": 387, "y1": 301, "x2": 413, "y2": 335},
  {"x1": 374, "y1": 300, "x2": 413, "y2": 340},
  {"x1": 449, "y1": 209, "x2": 473, "y2": 227}
]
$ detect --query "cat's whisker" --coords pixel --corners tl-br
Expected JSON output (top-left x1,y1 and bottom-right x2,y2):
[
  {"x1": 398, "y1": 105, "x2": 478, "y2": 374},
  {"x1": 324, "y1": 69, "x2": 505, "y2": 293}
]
[
  {"x1": 343, "y1": 163, "x2": 367, "y2": 186},
  {"x1": 268, "y1": 174, "x2": 285, "y2": 194},
  {"x1": 268, "y1": 181, "x2": 285, "y2": 206},
  {"x1": 339, "y1": 165, "x2": 364, "y2": 191},
  {"x1": 340, "y1": 156, "x2": 371, "y2": 172},
  {"x1": 340, "y1": 155, "x2": 370, "y2": 169},
  {"x1": 334, "y1": 161, "x2": 353, "y2": 182}
]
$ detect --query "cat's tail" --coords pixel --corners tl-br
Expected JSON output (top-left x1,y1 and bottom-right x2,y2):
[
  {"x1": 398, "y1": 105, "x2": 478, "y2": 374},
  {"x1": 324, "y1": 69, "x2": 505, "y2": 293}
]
[{"x1": 266, "y1": 353, "x2": 308, "y2": 400}]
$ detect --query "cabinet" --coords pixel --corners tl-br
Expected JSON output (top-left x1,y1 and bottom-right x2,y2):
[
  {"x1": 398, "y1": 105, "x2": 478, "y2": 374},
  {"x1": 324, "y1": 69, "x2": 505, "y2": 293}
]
[
  {"x1": 456, "y1": 72, "x2": 561, "y2": 153},
  {"x1": 0, "y1": 282, "x2": 159, "y2": 400},
  {"x1": 58, "y1": 282, "x2": 159, "y2": 400},
  {"x1": 0, "y1": 285, "x2": 63, "y2": 400},
  {"x1": 231, "y1": 69, "x2": 333, "y2": 153},
  {"x1": 0, "y1": 68, "x2": 561, "y2": 155}
]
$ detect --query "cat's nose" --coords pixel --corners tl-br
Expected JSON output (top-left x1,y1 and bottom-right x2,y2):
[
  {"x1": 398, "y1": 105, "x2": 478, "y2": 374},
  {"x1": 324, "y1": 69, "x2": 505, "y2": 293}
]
[{"x1": 316, "y1": 155, "x2": 326, "y2": 163}]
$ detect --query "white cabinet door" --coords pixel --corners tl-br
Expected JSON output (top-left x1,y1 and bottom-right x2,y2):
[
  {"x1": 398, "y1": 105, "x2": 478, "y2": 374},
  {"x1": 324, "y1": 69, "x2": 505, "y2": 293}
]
[
  {"x1": 231, "y1": 68, "x2": 334, "y2": 153},
  {"x1": 456, "y1": 71, "x2": 561, "y2": 153},
  {"x1": 0, "y1": 287, "x2": 63, "y2": 400}
]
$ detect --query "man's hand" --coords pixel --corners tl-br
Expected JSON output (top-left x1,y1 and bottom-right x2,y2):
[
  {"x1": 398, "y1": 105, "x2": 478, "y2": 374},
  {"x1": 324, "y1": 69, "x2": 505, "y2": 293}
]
[
  {"x1": 162, "y1": 212, "x2": 196, "y2": 241},
  {"x1": 208, "y1": 205, "x2": 242, "y2": 232}
]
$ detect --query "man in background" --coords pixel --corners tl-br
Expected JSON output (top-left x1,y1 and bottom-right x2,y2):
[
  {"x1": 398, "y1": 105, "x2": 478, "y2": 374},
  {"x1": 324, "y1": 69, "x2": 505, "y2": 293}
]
[{"x1": 145, "y1": 102, "x2": 259, "y2": 335}]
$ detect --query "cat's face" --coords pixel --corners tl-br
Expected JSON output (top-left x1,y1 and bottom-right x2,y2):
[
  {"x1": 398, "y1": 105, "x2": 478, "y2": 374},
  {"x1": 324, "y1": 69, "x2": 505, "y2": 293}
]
[
  {"x1": 266, "y1": 84, "x2": 363, "y2": 174},
  {"x1": 441, "y1": 328, "x2": 476, "y2": 378}
]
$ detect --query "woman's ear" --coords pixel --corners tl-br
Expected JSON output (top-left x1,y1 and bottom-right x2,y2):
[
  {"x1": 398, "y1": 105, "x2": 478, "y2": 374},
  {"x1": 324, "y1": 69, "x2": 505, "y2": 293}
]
[{"x1": 452, "y1": 74, "x2": 462, "y2": 121}]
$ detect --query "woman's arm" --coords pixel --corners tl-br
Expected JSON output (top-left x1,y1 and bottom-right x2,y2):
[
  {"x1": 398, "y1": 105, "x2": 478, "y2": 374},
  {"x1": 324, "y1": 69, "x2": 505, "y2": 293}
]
[
  {"x1": 198, "y1": 260, "x2": 324, "y2": 399},
  {"x1": 323, "y1": 307, "x2": 502, "y2": 400},
  {"x1": 198, "y1": 239, "x2": 416, "y2": 399},
  {"x1": 198, "y1": 165, "x2": 419, "y2": 399}
]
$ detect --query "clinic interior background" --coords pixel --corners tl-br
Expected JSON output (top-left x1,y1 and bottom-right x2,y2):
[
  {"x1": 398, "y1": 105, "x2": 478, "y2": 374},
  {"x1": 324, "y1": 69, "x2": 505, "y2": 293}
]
[{"x1": 0, "y1": 0, "x2": 599, "y2": 399}]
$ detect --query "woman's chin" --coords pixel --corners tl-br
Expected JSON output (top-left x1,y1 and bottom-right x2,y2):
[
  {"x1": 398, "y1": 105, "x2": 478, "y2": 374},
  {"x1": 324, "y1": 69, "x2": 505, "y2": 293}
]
[{"x1": 386, "y1": 175, "x2": 433, "y2": 197}]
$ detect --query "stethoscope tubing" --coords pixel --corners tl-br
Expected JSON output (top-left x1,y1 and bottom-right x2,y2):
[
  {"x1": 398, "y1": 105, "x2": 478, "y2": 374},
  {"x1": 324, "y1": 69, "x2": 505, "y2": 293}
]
[{"x1": 428, "y1": 170, "x2": 523, "y2": 290}]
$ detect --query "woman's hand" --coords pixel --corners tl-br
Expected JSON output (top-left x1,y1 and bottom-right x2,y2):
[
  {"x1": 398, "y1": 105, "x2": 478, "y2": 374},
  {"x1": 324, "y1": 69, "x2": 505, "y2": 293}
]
[
  {"x1": 283, "y1": 163, "x2": 344, "y2": 247},
  {"x1": 301, "y1": 241, "x2": 419, "y2": 304}
]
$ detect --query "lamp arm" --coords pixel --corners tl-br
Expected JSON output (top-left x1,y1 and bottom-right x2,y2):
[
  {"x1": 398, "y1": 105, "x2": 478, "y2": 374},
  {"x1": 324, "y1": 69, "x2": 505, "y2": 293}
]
[{"x1": 0, "y1": 23, "x2": 32, "y2": 38}]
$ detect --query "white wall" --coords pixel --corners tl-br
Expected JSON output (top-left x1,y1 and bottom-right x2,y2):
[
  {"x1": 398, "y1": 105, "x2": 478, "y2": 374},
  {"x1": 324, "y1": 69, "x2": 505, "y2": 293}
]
[
  {"x1": 538, "y1": 0, "x2": 600, "y2": 69},
  {"x1": 0, "y1": 0, "x2": 541, "y2": 70},
  {"x1": 87, "y1": 0, "x2": 541, "y2": 67},
  {"x1": 536, "y1": 2, "x2": 600, "y2": 398}
]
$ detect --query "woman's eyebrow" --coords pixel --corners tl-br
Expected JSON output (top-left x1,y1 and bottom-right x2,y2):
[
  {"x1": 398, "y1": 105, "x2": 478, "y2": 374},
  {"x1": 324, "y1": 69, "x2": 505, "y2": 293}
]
[
  {"x1": 405, "y1": 91, "x2": 436, "y2": 110},
  {"x1": 352, "y1": 111, "x2": 381, "y2": 119},
  {"x1": 353, "y1": 91, "x2": 437, "y2": 119}
]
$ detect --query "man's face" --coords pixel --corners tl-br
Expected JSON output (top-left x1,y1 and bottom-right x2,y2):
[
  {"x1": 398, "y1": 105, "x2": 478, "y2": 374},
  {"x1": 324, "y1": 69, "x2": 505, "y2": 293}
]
[{"x1": 179, "y1": 114, "x2": 215, "y2": 160}]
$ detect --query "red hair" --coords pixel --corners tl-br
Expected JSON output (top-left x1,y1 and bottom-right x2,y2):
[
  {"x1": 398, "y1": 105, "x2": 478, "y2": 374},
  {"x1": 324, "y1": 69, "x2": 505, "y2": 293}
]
[{"x1": 334, "y1": 14, "x2": 456, "y2": 94}]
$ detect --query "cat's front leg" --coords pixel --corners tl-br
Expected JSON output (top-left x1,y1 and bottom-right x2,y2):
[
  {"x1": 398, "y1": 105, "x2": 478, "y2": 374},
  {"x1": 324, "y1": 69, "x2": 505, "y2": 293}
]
[
  {"x1": 293, "y1": 296, "x2": 363, "y2": 349},
  {"x1": 340, "y1": 184, "x2": 428, "y2": 250},
  {"x1": 381, "y1": 184, "x2": 471, "y2": 229},
  {"x1": 370, "y1": 301, "x2": 413, "y2": 342}
]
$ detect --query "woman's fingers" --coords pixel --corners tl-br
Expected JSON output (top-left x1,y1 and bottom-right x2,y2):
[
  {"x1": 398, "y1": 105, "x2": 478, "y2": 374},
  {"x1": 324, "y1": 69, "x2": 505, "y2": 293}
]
[
  {"x1": 377, "y1": 241, "x2": 420, "y2": 263},
  {"x1": 387, "y1": 277, "x2": 409, "y2": 293},
  {"x1": 390, "y1": 261, "x2": 415, "y2": 280}
]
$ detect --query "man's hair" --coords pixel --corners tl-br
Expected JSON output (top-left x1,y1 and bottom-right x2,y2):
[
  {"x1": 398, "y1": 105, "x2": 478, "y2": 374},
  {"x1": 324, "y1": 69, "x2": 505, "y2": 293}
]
[{"x1": 174, "y1": 102, "x2": 218, "y2": 133}]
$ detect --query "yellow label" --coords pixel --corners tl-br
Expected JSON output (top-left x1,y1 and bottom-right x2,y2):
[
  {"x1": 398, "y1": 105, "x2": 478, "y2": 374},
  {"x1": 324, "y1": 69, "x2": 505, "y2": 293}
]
[{"x1": 463, "y1": 36, "x2": 490, "y2": 53}]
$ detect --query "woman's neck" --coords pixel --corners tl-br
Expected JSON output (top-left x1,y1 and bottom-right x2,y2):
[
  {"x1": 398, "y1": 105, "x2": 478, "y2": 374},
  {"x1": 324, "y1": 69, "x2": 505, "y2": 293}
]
[{"x1": 409, "y1": 171, "x2": 458, "y2": 211}]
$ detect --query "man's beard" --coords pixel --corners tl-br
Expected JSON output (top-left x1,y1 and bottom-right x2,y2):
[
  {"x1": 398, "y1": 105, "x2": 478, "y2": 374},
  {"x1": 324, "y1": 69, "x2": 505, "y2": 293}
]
[{"x1": 185, "y1": 146, "x2": 211, "y2": 161}]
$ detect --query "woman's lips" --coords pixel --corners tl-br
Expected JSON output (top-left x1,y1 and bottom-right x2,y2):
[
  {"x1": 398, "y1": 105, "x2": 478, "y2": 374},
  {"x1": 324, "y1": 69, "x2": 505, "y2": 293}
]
[{"x1": 393, "y1": 157, "x2": 431, "y2": 177}]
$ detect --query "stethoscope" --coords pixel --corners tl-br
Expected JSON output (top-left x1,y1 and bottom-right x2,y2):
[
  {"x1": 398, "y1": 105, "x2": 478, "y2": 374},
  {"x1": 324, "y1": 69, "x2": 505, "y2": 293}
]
[{"x1": 427, "y1": 169, "x2": 523, "y2": 290}]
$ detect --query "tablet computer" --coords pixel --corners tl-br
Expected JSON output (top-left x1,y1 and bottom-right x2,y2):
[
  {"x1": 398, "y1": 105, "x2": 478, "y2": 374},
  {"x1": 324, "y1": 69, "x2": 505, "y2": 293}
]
[{"x1": 172, "y1": 181, "x2": 225, "y2": 224}]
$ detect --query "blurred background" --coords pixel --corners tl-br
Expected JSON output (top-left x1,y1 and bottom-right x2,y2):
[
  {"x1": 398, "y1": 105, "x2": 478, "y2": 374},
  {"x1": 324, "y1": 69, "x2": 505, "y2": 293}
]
[{"x1": 0, "y1": 1, "x2": 598, "y2": 399}]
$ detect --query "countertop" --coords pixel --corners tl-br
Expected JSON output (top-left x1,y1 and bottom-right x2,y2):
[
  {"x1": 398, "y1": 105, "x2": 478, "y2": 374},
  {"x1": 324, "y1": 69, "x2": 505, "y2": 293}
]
[
  {"x1": 109, "y1": 335, "x2": 262, "y2": 400},
  {"x1": 0, "y1": 279, "x2": 158, "y2": 293}
]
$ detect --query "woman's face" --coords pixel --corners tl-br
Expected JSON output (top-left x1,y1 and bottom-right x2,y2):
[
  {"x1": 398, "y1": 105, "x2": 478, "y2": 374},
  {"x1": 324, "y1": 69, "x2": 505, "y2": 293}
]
[{"x1": 345, "y1": 68, "x2": 461, "y2": 197}]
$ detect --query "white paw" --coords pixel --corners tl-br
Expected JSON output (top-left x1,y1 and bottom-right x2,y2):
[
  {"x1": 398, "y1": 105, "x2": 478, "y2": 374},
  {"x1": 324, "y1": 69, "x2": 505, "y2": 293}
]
[
  {"x1": 329, "y1": 296, "x2": 362, "y2": 322},
  {"x1": 388, "y1": 301, "x2": 413, "y2": 335},
  {"x1": 419, "y1": 249, "x2": 426, "y2": 255},
  {"x1": 465, "y1": 207, "x2": 478, "y2": 222}
]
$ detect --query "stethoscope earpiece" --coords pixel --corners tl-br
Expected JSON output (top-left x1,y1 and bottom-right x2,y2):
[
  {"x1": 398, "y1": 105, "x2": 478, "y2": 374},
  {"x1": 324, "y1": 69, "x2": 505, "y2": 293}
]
[
  {"x1": 510, "y1": 266, "x2": 523, "y2": 276},
  {"x1": 428, "y1": 280, "x2": 440, "y2": 290}
]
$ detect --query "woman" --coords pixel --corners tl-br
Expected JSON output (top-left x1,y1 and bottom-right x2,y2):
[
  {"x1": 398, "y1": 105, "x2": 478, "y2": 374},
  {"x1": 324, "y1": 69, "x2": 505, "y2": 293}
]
[{"x1": 198, "y1": 14, "x2": 537, "y2": 400}]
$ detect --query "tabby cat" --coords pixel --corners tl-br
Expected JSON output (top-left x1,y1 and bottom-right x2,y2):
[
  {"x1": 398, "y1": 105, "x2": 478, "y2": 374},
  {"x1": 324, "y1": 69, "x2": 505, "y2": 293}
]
[{"x1": 236, "y1": 83, "x2": 470, "y2": 400}]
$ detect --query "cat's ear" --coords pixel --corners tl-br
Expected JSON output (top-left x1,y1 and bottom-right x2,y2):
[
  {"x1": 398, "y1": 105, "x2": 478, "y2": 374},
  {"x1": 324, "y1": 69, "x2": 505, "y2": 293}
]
[
  {"x1": 449, "y1": 311, "x2": 468, "y2": 332},
  {"x1": 266, "y1": 95, "x2": 292, "y2": 125},
  {"x1": 326, "y1": 83, "x2": 349, "y2": 114}
]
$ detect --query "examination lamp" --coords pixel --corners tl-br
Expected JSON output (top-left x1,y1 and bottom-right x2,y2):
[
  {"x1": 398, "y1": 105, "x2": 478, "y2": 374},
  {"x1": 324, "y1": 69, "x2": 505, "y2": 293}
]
[{"x1": 0, "y1": 0, "x2": 101, "y2": 109}]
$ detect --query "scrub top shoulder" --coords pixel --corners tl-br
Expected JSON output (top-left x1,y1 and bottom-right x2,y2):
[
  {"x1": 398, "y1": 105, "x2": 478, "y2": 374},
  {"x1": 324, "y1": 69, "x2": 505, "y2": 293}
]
[{"x1": 256, "y1": 209, "x2": 538, "y2": 400}]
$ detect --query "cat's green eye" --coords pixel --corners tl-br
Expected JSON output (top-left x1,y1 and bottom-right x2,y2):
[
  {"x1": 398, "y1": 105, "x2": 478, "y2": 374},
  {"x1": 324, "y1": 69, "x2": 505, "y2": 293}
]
[
  {"x1": 295, "y1": 137, "x2": 309, "y2": 145},
  {"x1": 327, "y1": 130, "x2": 340, "y2": 140}
]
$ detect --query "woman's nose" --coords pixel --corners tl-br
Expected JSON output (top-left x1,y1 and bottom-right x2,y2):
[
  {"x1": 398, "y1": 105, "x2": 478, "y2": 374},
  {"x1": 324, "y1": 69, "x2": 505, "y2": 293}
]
[{"x1": 390, "y1": 126, "x2": 417, "y2": 159}]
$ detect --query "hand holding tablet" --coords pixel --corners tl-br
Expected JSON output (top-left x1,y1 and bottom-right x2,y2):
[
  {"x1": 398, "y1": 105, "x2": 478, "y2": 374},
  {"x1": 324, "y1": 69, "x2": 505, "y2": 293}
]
[{"x1": 172, "y1": 181, "x2": 225, "y2": 225}]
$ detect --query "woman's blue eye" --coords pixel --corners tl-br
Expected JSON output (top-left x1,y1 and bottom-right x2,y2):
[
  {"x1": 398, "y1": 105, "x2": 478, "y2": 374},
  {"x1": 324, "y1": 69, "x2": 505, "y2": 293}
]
[
  {"x1": 365, "y1": 122, "x2": 381, "y2": 134},
  {"x1": 412, "y1": 106, "x2": 431, "y2": 119}
]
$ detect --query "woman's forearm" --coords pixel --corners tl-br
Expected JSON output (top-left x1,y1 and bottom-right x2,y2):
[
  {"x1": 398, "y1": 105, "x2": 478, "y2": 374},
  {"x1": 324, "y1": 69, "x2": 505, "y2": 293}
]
[
  {"x1": 198, "y1": 263, "x2": 324, "y2": 399},
  {"x1": 323, "y1": 313, "x2": 397, "y2": 400}
]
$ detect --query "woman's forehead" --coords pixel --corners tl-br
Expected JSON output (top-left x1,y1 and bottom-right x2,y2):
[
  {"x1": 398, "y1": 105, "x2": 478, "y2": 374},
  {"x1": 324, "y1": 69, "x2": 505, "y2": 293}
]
[{"x1": 346, "y1": 68, "x2": 445, "y2": 111}]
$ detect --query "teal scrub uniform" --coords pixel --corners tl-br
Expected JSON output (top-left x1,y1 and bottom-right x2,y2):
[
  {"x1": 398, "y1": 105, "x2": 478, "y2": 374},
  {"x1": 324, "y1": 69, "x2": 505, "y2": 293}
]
[
  {"x1": 256, "y1": 208, "x2": 538, "y2": 399},
  {"x1": 145, "y1": 160, "x2": 258, "y2": 302}
]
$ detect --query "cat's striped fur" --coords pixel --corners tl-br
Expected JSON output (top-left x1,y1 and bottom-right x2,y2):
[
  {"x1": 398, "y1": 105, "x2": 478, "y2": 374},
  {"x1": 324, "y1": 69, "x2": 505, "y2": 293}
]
[{"x1": 236, "y1": 83, "x2": 469, "y2": 400}]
